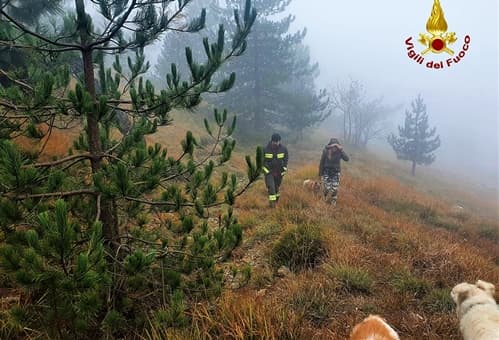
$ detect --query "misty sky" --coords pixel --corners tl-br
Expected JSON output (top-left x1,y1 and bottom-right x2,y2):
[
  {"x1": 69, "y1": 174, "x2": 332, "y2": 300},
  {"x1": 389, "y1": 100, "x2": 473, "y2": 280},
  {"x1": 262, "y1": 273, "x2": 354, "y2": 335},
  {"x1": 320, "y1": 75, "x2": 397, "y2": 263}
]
[
  {"x1": 286, "y1": 0, "x2": 498, "y2": 191},
  {"x1": 130, "y1": 0, "x2": 498, "y2": 192}
]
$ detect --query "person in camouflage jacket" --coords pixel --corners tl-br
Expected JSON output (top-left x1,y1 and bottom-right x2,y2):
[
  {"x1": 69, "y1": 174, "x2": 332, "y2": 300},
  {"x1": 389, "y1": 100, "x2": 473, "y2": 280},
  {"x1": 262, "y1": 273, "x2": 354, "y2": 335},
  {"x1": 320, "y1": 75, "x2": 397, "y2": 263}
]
[{"x1": 319, "y1": 138, "x2": 349, "y2": 206}]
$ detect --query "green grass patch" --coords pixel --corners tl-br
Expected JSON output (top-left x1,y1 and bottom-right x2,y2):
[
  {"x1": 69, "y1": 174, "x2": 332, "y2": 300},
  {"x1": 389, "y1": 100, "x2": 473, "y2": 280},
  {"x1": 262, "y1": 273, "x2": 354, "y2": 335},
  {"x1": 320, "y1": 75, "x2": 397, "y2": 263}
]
[
  {"x1": 422, "y1": 288, "x2": 455, "y2": 313},
  {"x1": 289, "y1": 280, "x2": 336, "y2": 325},
  {"x1": 391, "y1": 270, "x2": 431, "y2": 299},
  {"x1": 252, "y1": 223, "x2": 282, "y2": 242},
  {"x1": 377, "y1": 199, "x2": 426, "y2": 216},
  {"x1": 270, "y1": 224, "x2": 328, "y2": 272},
  {"x1": 418, "y1": 207, "x2": 460, "y2": 231},
  {"x1": 478, "y1": 223, "x2": 499, "y2": 242},
  {"x1": 326, "y1": 264, "x2": 374, "y2": 295}
]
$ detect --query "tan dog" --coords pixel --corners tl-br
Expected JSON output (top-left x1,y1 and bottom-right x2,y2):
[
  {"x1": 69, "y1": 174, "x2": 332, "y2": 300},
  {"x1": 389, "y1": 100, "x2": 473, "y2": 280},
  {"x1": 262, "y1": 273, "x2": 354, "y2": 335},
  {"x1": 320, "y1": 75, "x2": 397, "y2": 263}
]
[
  {"x1": 349, "y1": 315, "x2": 400, "y2": 340},
  {"x1": 451, "y1": 280, "x2": 499, "y2": 340},
  {"x1": 303, "y1": 179, "x2": 321, "y2": 194}
]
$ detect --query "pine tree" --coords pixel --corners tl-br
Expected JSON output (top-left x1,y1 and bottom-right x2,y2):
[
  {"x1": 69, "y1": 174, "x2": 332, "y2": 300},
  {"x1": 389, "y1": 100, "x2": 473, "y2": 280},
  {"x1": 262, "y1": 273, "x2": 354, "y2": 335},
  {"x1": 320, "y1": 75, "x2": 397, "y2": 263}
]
[
  {"x1": 155, "y1": 0, "x2": 326, "y2": 138},
  {"x1": 0, "y1": 0, "x2": 65, "y2": 74},
  {"x1": 0, "y1": 0, "x2": 62, "y2": 24},
  {"x1": 217, "y1": 0, "x2": 315, "y2": 135},
  {"x1": 279, "y1": 47, "x2": 331, "y2": 140},
  {"x1": 388, "y1": 94, "x2": 441, "y2": 176},
  {"x1": 153, "y1": 0, "x2": 224, "y2": 88},
  {"x1": 0, "y1": 0, "x2": 259, "y2": 337}
]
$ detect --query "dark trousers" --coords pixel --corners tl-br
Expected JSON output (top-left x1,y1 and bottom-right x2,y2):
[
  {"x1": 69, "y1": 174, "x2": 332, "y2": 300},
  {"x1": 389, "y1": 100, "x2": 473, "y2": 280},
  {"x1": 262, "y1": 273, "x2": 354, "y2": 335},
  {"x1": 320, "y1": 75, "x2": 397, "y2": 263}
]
[{"x1": 265, "y1": 173, "x2": 282, "y2": 203}]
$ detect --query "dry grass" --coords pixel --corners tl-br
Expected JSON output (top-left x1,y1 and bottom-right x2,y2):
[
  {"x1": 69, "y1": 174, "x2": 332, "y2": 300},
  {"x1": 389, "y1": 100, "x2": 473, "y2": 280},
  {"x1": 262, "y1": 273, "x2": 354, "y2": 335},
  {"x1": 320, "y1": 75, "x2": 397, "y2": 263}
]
[
  {"x1": 16, "y1": 125, "x2": 81, "y2": 161},
  {"x1": 183, "y1": 157, "x2": 499, "y2": 339},
  {"x1": 8, "y1": 113, "x2": 498, "y2": 339},
  {"x1": 147, "y1": 291, "x2": 317, "y2": 340}
]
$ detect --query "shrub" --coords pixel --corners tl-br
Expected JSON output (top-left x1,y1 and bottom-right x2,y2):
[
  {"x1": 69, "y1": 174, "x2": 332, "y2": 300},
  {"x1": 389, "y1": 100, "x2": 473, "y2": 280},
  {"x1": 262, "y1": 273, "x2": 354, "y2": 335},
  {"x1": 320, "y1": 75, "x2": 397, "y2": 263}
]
[
  {"x1": 327, "y1": 265, "x2": 374, "y2": 294},
  {"x1": 419, "y1": 205, "x2": 436, "y2": 221},
  {"x1": 0, "y1": 200, "x2": 109, "y2": 338},
  {"x1": 419, "y1": 207, "x2": 460, "y2": 231},
  {"x1": 391, "y1": 270, "x2": 431, "y2": 299},
  {"x1": 152, "y1": 290, "x2": 188, "y2": 328},
  {"x1": 422, "y1": 288, "x2": 455, "y2": 313},
  {"x1": 432, "y1": 216, "x2": 460, "y2": 231},
  {"x1": 253, "y1": 223, "x2": 282, "y2": 242},
  {"x1": 270, "y1": 224, "x2": 328, "y2": 272},
  {"x1": 250, "y1": 265, "x2": 273, "y2": 288},
  {"x1": 289, "y1": 280, "x2": 336, "y2": 325},
  {"x1": 378, "y1": 199, "x2": 425, "y2": 216},
  {"x1": 478, "y1": 224, "x2": 499, "y2": 242},
  {"x1": 187, "y1": 293, "x2": 313, "y2": 339}
]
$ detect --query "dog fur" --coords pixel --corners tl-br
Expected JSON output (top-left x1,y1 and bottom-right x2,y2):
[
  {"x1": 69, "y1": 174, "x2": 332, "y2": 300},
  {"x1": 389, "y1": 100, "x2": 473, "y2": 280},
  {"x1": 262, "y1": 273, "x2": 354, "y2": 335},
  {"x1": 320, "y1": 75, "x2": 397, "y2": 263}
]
[
  {"x1": 451, "y1": 280, "x2": 499, "y2": 340},
  {"x1": 303, "y1": 179, "x2": 321, "y2": 194},
  {"x1": 349, "y1": 315, "x2": 400, "y2": 340}
]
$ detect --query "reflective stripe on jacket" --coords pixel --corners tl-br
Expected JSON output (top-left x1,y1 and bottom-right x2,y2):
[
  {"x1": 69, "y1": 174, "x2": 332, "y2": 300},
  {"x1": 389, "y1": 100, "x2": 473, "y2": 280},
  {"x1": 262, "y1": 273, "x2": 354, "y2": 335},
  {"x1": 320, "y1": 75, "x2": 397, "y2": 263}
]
[{"x1": 262, "y1": 142, "x2": 288, "y2": 176}]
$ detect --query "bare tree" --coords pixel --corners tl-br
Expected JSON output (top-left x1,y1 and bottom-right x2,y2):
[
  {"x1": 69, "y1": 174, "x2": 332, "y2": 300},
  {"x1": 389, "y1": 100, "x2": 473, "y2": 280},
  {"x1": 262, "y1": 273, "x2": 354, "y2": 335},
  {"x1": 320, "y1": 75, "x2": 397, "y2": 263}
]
[
  {"x1": 331, "y1": 79, "x2": 400, "y2": 147},
  {"x1": 330, "y1": 79, "x2": 362, "y2": 145}
]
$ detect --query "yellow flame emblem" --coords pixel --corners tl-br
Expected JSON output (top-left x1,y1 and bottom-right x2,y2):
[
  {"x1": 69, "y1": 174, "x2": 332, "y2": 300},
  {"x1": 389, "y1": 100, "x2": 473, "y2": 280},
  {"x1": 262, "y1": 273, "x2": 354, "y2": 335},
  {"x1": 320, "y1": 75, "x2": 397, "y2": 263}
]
[{"x1": 418, "y1": 0, "x2": 457, "y2": 55}]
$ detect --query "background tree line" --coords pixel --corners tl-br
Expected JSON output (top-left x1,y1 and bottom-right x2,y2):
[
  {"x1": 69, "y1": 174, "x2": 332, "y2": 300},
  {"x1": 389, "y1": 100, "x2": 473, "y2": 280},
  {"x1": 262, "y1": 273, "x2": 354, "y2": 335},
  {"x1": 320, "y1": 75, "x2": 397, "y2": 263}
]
[{"x1": 154, "y1": 0, "x2": 331, "y2": 141}]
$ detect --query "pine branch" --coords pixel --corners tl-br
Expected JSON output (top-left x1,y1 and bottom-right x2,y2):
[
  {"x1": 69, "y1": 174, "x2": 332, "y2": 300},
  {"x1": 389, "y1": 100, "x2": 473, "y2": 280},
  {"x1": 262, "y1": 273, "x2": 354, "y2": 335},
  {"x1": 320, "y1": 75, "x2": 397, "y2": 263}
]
[
  {"x1": 0, "y1": 40, "x2": 77, "y2": 52},
  {"x1": 36, "y1": 115, "x2": 56, "y2": 157},
  {"x1": 159, "y1": 125, "x2": 226, "y2": 183},
  {"x1": 0, "y1": 69, "x2": 33, "y2": 91},
  {"x1": 124, "y1": 179, "x2": 254, "y2": 209},
  {"x1": 25, "y1": 154, "x2": 92, "y2": 168},
  {"x1": 0, "y1": 100, "x2": 72, "y2": 112},
  {"x1": 95, "y1": 194, "x2": 101, "y2": 223},
  {"x1": 0, "y1": 9, "x2": 81, "y2": 50},
  {"x1": 0, "y1": 99, "x2": 20, "y2": 111},
  {"x1": 10, "y1": 189, "x2": 98, "y2": 200},
  {"x1": 124, "y1": 196, "x2": 192, "y2": 207},
  {"x1": 88, "y1": 0, "x2": 138, "y2": 49}
]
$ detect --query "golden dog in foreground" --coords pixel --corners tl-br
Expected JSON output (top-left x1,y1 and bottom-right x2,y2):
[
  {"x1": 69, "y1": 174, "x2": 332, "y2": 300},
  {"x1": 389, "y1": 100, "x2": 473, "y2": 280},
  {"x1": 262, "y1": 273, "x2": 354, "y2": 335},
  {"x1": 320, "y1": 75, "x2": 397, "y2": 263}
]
[{"x1": 349, "y1": 315, "x2": 400, "y2": 340}]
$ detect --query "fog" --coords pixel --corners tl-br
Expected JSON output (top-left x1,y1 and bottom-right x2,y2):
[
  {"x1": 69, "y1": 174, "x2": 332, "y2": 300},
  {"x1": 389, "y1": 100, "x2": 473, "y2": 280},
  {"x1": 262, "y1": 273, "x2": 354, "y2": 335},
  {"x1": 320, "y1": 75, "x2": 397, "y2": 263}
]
[
  {"x1": 285, "y1": 0, "x2": 498, "y2": 195},
  {"x1": 93, "y1": 0, "x2": 497, "y2": 197}
]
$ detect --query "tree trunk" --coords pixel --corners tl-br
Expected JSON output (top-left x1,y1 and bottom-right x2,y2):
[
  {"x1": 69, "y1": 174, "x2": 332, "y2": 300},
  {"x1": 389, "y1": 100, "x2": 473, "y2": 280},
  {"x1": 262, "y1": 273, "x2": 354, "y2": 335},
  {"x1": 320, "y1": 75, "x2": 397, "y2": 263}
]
[
  {"x1": 77, "y1": 0, "x2": 119, "y2": 243},
  {"x1": 411, "y1": 160, "x2": 416, "y2": 176},
  {"x1": 253, "y1": 33, "x2": 263, "y2": 131},
  {"x1": 347, "y1": 108, "x2": 352, "y2": 144},
  {"x1": 343, "y1": 110, "x2": 347, "y2": 143}
]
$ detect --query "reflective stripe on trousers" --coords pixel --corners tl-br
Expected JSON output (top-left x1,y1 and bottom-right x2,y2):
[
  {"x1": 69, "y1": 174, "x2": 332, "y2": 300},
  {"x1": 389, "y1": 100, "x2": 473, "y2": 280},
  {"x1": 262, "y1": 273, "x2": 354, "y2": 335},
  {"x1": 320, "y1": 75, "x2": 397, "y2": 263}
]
[{"x1": 265, "y1": 174, "x2": 282, "y2": 201}]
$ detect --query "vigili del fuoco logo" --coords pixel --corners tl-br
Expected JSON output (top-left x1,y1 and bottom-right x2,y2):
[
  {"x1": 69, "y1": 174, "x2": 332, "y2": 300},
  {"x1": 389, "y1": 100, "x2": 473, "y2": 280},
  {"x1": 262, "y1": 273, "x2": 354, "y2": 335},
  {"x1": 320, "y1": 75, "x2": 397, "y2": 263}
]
[{"x1": 405, "y1": 0, "x2": 470, "y2": 69}]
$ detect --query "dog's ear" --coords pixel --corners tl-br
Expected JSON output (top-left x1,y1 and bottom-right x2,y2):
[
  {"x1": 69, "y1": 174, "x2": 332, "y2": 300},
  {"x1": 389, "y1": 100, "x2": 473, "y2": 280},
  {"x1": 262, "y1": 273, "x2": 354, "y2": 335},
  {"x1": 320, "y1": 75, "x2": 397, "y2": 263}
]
[
  {"x1": 476, "y1": 280, "x2": 496, "y2": 297},
  {"x1": 451, "y1": 283, "x2": 472, "y2": 305}
]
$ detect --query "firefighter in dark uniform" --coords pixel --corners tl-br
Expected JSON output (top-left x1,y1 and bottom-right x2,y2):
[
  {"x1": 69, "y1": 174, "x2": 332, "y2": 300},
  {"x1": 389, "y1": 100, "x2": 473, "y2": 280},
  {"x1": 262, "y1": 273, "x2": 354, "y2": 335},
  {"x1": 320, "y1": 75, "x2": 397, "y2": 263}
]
[{"x1": 262, "y1": 133, "x2": 289, "y2": 208}]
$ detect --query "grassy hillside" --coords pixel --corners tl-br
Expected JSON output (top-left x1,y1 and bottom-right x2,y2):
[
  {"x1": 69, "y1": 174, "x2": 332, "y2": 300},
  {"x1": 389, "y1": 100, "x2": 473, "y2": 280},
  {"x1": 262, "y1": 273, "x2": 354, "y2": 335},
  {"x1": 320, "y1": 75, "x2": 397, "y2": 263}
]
[
  {"x1": 5, "y1": 111, "x2": 498, "y2": 339},
  {"x1": 144, "y1": 123, "x2": 498, "y2": 339}
]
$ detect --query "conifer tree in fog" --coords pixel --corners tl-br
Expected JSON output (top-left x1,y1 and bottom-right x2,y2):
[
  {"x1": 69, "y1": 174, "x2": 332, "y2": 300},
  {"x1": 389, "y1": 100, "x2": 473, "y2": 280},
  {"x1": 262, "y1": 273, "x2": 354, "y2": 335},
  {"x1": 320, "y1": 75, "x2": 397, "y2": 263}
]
[
  {"x1": 154, "y1": 0, "x2": 223, "y2": 87},
  {"x1": 155, "y1": 0, "x2": 329, "y2": 139},
  {"x1": 388, "y1": 94, "x2": 441, "y2": 176},
  {"x1": 276, "y1": 44, "x2": 331, "y2": 140},
  {"x1": 218, "y1": 0, "x2": 328, "y2": 136},
  {"x1": 0, "y1": 0, "x2": 65, "y2": 72}
]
